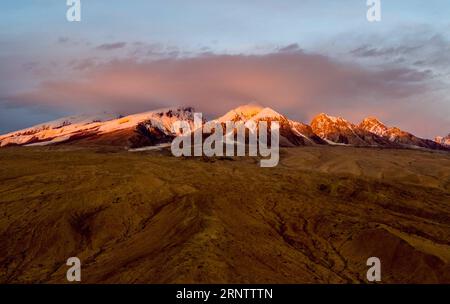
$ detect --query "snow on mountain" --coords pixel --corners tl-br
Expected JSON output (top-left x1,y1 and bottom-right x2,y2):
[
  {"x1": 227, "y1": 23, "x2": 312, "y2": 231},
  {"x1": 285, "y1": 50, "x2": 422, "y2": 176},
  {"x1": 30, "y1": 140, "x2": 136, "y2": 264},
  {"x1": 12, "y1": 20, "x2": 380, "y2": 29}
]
[
  {"x1": 217, "y1": 104, "x2": 285, "y2": 124},
  {"x1": 358, "y1": 117, "x2": 447, "y2": 150},
  {"x1": 97, "y1": 107, "x2": 195, "y2": 135},
  {"x1": 0, "y1": 107, "x2": 196, "y2": 148},
  {"x1": 310, "y1": 113, "x2": 448, "y2": 150},
  {"x1": 215, "y1": 104, "x2": 326, "y2": 146},
  {"x1": 310, "y1": 113, "x2": 368, "y2": 145},
  {"x1": 435, "y1": 134, "x2": 450, "y2": 147},
  {"x1": 359, "y1": 117, "x2": 406, "y2": 141},
  {"x1": 0, "y1": 113, "x2": 119, "y2": 147},
  {"x1": 359, "y1": 117, "x2": 389, "y2": 137},
  {"x1": 311, "y1": 113, "x2": 353, "y2": 134},
  {"x1": 0, "y1": 104, "x2": 447, "y2": 151},
  {"x1": 217, "y1": 104, "x2": 264, "y2": 123},
  {"x1": 251, "y1": 107, "x2": 284, "y2": 121},
  {"x1": 290, "y1": 121, "x2": 327, "y2": 145}
]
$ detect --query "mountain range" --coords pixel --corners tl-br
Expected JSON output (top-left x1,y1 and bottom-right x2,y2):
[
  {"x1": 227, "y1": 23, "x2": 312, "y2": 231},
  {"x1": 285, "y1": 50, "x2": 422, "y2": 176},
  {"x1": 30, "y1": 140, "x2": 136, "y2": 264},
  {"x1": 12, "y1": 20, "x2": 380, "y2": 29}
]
[{"x1": 0, "y1": 104, "x2": 448, "y2": 151}]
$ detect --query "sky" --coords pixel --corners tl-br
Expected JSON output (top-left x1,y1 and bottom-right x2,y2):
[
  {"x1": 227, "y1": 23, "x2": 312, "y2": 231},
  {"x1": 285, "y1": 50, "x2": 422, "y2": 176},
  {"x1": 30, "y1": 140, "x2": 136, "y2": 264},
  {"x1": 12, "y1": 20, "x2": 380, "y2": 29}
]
[{"x1": 0, "y1": 0, "x2": 449, "y2": 138}]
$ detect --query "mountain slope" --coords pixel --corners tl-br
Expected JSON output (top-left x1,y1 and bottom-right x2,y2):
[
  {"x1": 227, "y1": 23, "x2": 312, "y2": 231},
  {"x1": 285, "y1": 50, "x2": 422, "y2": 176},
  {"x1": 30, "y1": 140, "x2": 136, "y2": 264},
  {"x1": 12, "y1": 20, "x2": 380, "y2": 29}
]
[
  {"x1": 359, "y1": 117, "x2": 447, "y2": 150},
  {"x1": 310, "y1": 113, "x2": 375, "y2": 146},
  {"x1": 309, "y1": 113, "x2": 448, "y2": 150},
  {"x1": 0, "y1": 107, "x2": 196, "y2": 148}
]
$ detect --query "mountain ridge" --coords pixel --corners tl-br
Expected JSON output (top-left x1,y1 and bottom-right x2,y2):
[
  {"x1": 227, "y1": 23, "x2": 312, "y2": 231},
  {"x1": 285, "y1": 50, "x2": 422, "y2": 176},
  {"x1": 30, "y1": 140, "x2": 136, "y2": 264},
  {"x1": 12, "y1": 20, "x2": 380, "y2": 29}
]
[{"x1": 0, "y1": 105, "x2": 448, "y2": 151}]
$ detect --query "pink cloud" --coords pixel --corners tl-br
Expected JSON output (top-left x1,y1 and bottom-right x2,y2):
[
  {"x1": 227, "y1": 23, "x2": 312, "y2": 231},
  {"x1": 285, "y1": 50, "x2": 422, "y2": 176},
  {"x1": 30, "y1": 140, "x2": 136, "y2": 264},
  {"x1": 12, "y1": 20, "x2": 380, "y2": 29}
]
[{"x1": 7, "y1": 51, "x2": 444, "y2": 137}]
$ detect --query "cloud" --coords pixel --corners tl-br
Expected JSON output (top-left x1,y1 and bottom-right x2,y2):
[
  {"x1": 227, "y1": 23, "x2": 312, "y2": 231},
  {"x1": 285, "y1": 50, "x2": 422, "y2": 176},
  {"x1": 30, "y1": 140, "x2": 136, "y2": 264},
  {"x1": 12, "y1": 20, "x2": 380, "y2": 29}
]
[
  {"x1": 57, "y1": 36, "x2": 70, "y2": 44},
  {"x1": 5, "y1": 51, "x2": 436, "y2": 131},
  {"x1": 68, "y1": 58, "x2": 99, "y2": 71},
  {"x1": 96, "y1": 42, "x2": 127, "y2": 51},
  {"x1": 278, "y1": 43, "x2": 302, "y2": 53},
  {"x1": 345, "y1": 27, "x2": 450, "y2": 74},
  {"x1": 350, "y1": 45, "x2": 422, "y2": 58}
]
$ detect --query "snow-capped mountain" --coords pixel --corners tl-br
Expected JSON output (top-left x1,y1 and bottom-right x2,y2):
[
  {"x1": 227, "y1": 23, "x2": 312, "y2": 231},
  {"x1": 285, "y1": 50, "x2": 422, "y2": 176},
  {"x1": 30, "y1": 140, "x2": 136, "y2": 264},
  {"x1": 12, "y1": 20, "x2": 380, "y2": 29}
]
[
  {"x1": 217, "y1": 104, "x2": 326, "y2": 146},
  {"x1": 358, "y1": 117, "x2": 445, "y2": 150},
  {"x1": 0, "y1": 105, "x2": 447, "y2": 151},
  {"x1": 217, "y1": 104, "x2": 266, "y2": 123},
  {"x1": 0, "y1": 107, "x2": 196, "y2": 148},
  {"x1": 310, "y1": 113, "x2": 388, "y2": 146},
  {"x1": 358, "y1": 117, "x2": 389, "y2": 137},
  {"x1": 435, "y1": 134, "x2": 450, "y2": 147},
  {"x1": 311, "y1": 114, "x2": 448, "y2": 150},
  {"x1": 0, "y1": 113, "x2": 118, "y2": 147},
  {"x1": 311, "y1": 113, "x2": 358, "y2": 145}
]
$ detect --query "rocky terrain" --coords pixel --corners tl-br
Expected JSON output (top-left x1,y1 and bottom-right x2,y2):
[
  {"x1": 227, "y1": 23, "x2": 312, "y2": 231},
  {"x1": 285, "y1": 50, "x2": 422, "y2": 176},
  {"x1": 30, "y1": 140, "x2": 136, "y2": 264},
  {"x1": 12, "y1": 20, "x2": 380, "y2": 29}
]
[{"x1": 0, "y1": 145, "x2": 449, "y2": 283}]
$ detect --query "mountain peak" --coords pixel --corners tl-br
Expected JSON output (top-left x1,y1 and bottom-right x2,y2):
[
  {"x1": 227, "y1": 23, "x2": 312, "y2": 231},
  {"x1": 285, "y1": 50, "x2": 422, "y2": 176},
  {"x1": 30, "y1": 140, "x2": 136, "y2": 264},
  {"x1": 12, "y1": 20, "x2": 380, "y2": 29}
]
[
  {"x1": 310, "y1": 113, "x2": 370, "y2": 145},
  {"x1": 359, "y1": 116, "x2": 388, "y2": 136},
  {"x1": 311, "y1": 113, "x2": 350, "y2": 125},
  {"x1": 314, "y1": 113, "x2": 329, "y2": 120},
  {"x1": 251, "y1": 107, "x2": 284, "y2": 121},
  {"x1": 435, "y1": 133, "x2": 450, "y2": 147},
  {"x1": 217, "y1": 103, "x2": 264, "y2": 122},
  {"x1": 233, "y1": 103, "x2": 264, "y2": 112},
  {"x1": 361, "y1": 116, "x2": 383, "y2": 124}
]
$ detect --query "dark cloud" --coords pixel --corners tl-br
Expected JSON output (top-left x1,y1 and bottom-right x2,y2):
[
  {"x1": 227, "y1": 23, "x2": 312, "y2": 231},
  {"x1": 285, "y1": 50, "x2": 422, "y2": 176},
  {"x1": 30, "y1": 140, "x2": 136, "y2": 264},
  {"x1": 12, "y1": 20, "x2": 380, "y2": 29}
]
[
  {"x1": 278, "y1": 43, "x2": 302, "y2": 53},
  {"x1": 96, "y1": 42, "x2": 127, "y2": 51},
  {"x1": 350, "y1": 45, "x2": 422, "y2": 58},
  {"x1": 125, "y1": 42, "x2": 181, "y2": 59},
  {"x1": 22, "y1": 61, "x2": 39, "y2": 71},
  {"x1": 68, "y1": 57, "x2": 99, "y2": 71},
  {"x1": 347, "y1": 28, "x2": 450, "y2": 73},
  {"x1": 57, "y1": 36, "x2": 70, "y2": 44}
]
